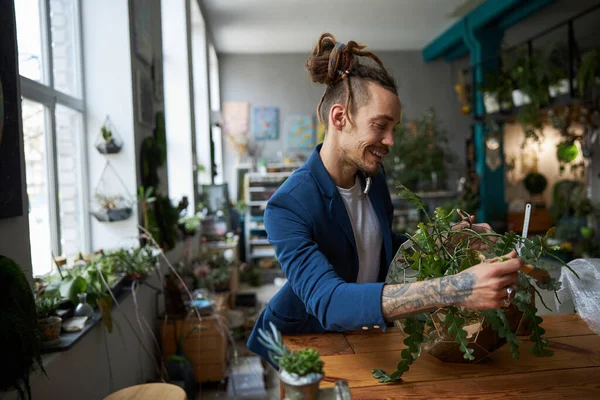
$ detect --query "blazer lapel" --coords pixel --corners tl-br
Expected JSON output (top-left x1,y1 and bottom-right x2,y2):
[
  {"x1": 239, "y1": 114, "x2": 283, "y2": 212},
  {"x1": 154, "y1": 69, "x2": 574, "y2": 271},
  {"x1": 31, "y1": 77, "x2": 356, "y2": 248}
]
[{"x1": 367, "y1": 177, "x2": 393, "y2": 272}]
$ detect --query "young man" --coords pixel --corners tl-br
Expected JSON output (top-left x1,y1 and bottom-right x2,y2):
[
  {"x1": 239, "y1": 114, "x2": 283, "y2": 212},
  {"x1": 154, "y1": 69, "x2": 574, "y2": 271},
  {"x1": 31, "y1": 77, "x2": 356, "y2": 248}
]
[{"x1": 247, "y1": 33, "x2": 521, "y2": 367}]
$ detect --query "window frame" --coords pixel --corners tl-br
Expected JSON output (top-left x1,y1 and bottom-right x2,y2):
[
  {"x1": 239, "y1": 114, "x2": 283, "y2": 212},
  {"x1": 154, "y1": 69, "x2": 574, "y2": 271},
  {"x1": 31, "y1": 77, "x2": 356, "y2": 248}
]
[{"x1": 18, "y1": 0, "x2": 90, "y2": 272}]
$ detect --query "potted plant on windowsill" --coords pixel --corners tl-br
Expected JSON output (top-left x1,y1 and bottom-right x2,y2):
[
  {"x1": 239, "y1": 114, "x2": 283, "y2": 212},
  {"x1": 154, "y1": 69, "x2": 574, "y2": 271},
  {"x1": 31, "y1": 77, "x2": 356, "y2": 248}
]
[
  {"x1": 370, "y1": 185, "x2": 579, "y2": 383},
  {"x1": 36, "y1": 293, "x2": 62, "y2": 342},
  {"x1": 258, "y1": 322, "x2": 325, "y2": 400}
]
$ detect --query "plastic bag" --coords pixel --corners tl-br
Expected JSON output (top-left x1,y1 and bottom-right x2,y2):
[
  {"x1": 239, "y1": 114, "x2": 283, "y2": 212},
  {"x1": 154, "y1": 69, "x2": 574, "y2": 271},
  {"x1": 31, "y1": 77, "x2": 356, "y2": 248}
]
[{"x1": 556, "y1": 258, "x2": 600, "y2": 334}]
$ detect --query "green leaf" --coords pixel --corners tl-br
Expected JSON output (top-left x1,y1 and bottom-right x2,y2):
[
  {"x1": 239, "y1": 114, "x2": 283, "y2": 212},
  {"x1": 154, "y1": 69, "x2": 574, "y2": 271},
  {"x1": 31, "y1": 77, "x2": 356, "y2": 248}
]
[
  {"x1": 481, "y1": 309, "x2": 522, "y2": 360},
  {"x1": 397, "y1": 185, "x2": 426, "y2": 212},
  {"x1": 514, "y1": 296, "x2": 553, "y2": 357},
  {"x1": 444, "y1": 307, "x2": 475, "y2": 361},
  {"x1": 60, "y1": 276, "x2": 87, "y2": 304},
  {"x1": 371, "y1": 369, "x2": 385, "y2": 379}
]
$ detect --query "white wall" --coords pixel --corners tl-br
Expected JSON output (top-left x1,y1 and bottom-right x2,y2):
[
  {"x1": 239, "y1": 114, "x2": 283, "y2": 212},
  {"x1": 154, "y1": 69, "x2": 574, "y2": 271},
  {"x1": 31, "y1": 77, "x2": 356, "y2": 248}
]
[
  {"x1": 83, "y1": 0, "x2": 138, "y2": 251},
  {"x1": 219, "y1": 51, "x2": 471, "y2": 201},
  {"x1": 162, "y1": 0, "x2": 196, "y2": 214}
]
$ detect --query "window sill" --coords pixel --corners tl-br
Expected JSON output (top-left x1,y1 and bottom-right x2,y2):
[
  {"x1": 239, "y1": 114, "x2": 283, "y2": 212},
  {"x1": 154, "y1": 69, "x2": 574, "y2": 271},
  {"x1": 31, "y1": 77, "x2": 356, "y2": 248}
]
[{"x1": 40, "y1": 282, "x2": 134, "y2": 354}]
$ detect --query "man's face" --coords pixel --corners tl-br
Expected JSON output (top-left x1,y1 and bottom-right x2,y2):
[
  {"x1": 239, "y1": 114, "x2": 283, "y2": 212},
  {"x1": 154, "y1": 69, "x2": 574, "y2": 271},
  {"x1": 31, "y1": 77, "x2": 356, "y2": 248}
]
[{"x1": 339, "y1": 82, "x2": 401, "y2": 176}]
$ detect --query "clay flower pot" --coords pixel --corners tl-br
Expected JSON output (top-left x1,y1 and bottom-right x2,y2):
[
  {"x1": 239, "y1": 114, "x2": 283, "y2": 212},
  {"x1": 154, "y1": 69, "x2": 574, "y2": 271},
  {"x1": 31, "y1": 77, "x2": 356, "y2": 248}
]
[{"x1": 38, "y1": 316, "x2": 62, "y2": 342}]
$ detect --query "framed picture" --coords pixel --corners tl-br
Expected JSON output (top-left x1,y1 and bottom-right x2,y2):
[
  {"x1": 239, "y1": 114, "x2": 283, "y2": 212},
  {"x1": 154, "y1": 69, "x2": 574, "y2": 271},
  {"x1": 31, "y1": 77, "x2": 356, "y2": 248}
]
[
  {"x1": 285, "y1": 114, "x2": 316, "y2": 151},
  {"x1": 252, "y1": 106, "x2": 279, "y2": 140},
  {"x1": 0, "y1": 1, "x2": 24, "y2": 219},
  {"x1": 136, "y1": 68, "x2": 155, "y2": 128},
  {"x1": 132, "y1": 0, "x2": 153, "y2": 65}
]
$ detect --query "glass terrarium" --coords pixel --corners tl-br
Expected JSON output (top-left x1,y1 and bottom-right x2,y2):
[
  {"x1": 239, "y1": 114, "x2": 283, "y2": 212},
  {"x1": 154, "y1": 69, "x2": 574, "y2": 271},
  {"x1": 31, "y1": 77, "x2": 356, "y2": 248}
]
[
  {"x1": 90, "y1": 161, "x2": 133, "y2": 222},
  {"x1": 95, "y1": 116, "x2": 123, "y2": 154}
]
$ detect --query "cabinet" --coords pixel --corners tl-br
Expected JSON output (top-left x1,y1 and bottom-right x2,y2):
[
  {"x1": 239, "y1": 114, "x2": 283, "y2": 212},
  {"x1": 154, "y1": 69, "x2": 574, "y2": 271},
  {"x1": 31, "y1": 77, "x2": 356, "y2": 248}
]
[
  {"x1": 243, "y1": 169, "x2": 297, "y2": 267},
  {"x1": 159, "y1": 316, "x2": 228, "y2": 383}
]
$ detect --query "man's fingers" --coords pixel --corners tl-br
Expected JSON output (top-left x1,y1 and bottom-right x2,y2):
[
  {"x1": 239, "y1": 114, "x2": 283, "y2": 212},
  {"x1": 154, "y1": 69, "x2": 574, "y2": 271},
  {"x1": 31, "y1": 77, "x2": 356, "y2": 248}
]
[{"x1": 494, "y1": 257, "x2": 524, "y2": 275}]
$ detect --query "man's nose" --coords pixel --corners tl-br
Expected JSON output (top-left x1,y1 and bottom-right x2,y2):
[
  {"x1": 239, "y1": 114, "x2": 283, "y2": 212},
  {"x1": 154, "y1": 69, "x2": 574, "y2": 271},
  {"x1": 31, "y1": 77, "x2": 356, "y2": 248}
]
[{"x1": 382, "y1": 130, "x2": 394, "y2": 147}]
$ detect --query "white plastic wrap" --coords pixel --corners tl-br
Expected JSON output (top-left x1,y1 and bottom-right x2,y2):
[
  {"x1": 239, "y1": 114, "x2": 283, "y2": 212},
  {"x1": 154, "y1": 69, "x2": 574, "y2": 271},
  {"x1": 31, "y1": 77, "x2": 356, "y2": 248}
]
[{"x1": 556, "y1": 258, "x2": 600, "y2": 334}]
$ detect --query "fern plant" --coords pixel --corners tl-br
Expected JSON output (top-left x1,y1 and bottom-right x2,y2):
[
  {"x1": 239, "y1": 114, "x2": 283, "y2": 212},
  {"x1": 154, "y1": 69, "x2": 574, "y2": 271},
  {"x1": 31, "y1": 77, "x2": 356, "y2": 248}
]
[{"x1": 371, "y1": 185, "x2": 579, "y2": 383}]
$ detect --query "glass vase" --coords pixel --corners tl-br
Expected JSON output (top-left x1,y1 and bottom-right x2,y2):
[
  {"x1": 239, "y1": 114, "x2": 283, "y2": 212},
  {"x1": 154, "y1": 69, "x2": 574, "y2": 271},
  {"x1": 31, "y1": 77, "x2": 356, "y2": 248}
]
[{"x1": 74, "y1": 292, "x2": 94, "y2": 319}]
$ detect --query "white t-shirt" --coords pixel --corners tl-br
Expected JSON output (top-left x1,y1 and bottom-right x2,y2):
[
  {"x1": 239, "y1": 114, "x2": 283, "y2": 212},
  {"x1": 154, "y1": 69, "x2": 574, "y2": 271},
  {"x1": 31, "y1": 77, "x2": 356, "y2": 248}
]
[{"x1": 336, "y1": 176, "x2": 382, "y2": 283}]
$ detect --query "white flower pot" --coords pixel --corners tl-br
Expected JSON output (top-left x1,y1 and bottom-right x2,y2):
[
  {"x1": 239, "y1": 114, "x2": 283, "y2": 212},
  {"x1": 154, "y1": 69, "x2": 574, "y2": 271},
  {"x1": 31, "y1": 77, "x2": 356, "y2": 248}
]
[
  {"x1": 549, "y1": 79, "x2": 570, "y2": 98},
  {"x1": 483, "y1": 93, "x2": 500, "y2": 114},
  {"x1": 512, "y1": 90, "x2": 531, "y2": 106}
]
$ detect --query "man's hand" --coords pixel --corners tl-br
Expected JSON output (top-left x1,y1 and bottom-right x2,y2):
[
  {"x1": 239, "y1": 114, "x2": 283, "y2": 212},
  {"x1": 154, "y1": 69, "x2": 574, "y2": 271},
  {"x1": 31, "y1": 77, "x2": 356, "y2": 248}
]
[
  {"x1": 456, "y1": 250, "x2": 522, "y2": 309},
  {"x1": 450, "y1": 213, "x2": 496, "y2": 251},
  {"x1": 381, "y1": 250, "x2": 523, "y2": 321}
]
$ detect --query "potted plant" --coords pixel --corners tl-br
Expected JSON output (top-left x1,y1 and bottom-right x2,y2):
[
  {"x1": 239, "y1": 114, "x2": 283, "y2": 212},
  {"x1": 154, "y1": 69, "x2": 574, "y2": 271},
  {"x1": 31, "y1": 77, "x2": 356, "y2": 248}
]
[
  {"x1": 95, "y1": 116, "x2": 123, "y2": 154},
  {"x1": 1, "y1": 256, "x2": 45, "y2": 399},
  {"x1": 370, "y1": 185, "x2": 579, "y2": 383},
  {"x1": 36, "y1": 293, "x2": 62, "y2": 342},
  {"x1": 258, "y1": 322, "x2": 325, "y2": 400},
  {"x1": 383, "y1": 108, "x2": 455, "y2": 192},
  {"x1": 577, "y1": 50, "x2": 599, "y2": 98},
  {"x1": 480, "y1": 70, "x2": 514, "y2": 114},
  {"x1": 91, "y1": 192, "x2": 133, "y2": 222}
]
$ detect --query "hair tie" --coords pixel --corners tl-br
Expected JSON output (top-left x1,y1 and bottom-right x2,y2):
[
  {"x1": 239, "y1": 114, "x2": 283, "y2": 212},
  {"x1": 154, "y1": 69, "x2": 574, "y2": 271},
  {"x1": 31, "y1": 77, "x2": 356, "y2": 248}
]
[{"x1": 328, "y1": 42, "x2": 346, "y2": 83}]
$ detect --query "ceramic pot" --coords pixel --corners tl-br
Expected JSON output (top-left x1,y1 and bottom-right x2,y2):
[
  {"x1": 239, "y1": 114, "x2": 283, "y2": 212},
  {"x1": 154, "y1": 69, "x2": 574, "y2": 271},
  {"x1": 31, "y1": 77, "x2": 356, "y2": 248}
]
[
  {"x1": 39, "y1": 316, "x2": 62, "y2": 342},
  {"x1": 279, "y1": 371, "x2": 323, "y2": 400},
  {"x1": 512, "y1": 90, "x2": 531, "y2": 106},
  {"x1": 483, "y1": 92, "x2": 500, "y2": 114}
]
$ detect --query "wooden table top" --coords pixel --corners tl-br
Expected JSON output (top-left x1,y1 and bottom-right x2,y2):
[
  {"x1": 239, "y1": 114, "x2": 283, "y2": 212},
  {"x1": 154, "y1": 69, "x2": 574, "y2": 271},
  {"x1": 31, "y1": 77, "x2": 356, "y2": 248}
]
[{"x1": 283, "y1": 313, "x2": 600, "y2": 399}]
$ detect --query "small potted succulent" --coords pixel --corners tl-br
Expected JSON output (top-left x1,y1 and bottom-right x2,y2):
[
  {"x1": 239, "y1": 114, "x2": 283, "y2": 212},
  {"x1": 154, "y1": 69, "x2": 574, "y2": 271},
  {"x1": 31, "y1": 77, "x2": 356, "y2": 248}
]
[
  {"x1": 91, "y1": 193, "x2": 133, "y2": 222},
  {"x1": 36, "y1": 293, "x2": 63, "y2": 342},
  {"x1": 258, "y1": 322, "x2": 325, "y2": 400}
]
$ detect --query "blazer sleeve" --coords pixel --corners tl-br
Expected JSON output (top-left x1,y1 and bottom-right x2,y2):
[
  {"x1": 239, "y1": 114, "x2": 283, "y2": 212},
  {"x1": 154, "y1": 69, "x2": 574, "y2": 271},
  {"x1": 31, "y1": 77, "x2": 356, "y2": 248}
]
[{"x1": 264, "y1": 191, "x2": 388, "y2": 331}]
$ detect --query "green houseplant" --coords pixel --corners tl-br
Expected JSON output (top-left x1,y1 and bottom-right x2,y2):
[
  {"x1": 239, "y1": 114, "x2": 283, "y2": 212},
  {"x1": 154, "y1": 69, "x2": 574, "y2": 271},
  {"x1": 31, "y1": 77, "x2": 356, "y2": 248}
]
[
  {"x1": 258, "y1": 322, "x2": 324, "y2": 400},
  {"x1": 0, "y1": 256, "x2": 45, "y2": 400},
  {"x1": 577, "y1": 50, "x2": 600, "y2": 97},
  {"x1": 36, "y1": 293, "x2": 62, "y2": 342},
  {"x1": 383, "y1": 107, "x2": 455, "y2": 192},
  {"x1": 370, "y1": 186, "x2": 579, "y2": 383}
]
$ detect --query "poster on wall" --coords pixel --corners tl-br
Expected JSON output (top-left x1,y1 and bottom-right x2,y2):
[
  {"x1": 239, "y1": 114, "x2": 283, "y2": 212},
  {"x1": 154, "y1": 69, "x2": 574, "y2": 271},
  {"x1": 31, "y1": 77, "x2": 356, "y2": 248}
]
[
  {"x1": 133, "y1": 0, "x2": 153, "y2": 65},
  {"x1": 223, "y1": 102, "x2": 249, "y2": 136},
  {"x1": 136, "y1": 68, "x2": 155, "y2": 128},
  {"x1": 0, "y1": 1, "x2": 24, "y2": 219},
  {"x1": 285, "y1": 114, "x2": 316, "y2": 151},
  {"x1": 252, "y1": 106, "x2": 279, "y2": 140}
]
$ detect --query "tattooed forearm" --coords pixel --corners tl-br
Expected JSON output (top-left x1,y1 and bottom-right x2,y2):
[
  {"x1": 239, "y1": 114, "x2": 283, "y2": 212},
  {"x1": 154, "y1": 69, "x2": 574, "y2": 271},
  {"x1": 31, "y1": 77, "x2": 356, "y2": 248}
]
[{"x1": 381, "y1": 272, "x2": 476, "y2": 321}]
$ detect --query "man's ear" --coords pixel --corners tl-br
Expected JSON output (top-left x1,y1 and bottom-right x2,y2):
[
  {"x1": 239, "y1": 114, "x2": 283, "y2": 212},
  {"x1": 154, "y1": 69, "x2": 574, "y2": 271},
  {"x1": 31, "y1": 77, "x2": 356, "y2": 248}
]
[{"x1": 329, "y1": 104, "x2": 346, "y2": 131}]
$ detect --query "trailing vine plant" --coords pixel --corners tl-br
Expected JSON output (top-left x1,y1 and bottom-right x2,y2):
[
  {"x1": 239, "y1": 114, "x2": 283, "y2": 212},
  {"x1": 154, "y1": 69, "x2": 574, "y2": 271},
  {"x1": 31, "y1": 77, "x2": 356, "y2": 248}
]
[{"x1": 371, "y1": 186, "x2": 579, "y2": 383}]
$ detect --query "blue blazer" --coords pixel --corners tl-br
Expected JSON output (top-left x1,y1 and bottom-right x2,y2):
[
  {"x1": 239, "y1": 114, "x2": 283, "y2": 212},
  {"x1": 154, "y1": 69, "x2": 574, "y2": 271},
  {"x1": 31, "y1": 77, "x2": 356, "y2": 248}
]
[{"x1": 247, "y1": 144, "x2": 407, "y2": 368}]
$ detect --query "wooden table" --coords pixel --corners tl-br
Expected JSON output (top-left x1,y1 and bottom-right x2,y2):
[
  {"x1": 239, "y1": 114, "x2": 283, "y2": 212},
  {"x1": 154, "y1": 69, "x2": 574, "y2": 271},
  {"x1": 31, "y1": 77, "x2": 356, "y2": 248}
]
[
  {"x1": 104, "y1": 383, "x2": 186, "y2": 400},
  {"x1": 283, "y1": 314, "x2": 600, "y2": 399}
]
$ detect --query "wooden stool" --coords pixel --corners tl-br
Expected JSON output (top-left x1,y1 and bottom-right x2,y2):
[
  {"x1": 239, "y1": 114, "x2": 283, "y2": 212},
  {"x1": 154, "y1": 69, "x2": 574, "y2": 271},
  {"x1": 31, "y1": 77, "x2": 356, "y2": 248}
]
[{"x1": 104, "y1": 383, "x2": 186, "y2": 400}]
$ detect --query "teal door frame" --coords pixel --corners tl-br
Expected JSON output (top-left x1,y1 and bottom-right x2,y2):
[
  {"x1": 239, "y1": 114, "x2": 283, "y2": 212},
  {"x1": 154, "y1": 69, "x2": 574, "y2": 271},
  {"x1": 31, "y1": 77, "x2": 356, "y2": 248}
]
[{"x1": 422, "y1": 0, "x2": 554, "y2": 226}]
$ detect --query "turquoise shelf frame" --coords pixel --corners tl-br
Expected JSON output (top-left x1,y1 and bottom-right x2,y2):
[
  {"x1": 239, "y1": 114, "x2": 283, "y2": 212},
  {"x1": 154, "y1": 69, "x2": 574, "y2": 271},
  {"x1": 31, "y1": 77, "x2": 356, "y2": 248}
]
[{"x1": 422, "y1": 0, "x2": 554, "y2": 227}]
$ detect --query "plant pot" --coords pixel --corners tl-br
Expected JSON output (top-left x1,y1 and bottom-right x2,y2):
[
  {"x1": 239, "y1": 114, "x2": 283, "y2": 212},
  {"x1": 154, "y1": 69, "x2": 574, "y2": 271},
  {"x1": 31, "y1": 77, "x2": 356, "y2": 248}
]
[
  {"x1": 549, "y1": 79, "x2": 570, "y2": 98},
  {"x1": 483, "y1": 92, "x2": 500, "y2": 114},
  {"x1": 38, "y1": 316, "x2": 62, "y2": 342},
  {"x1": 512, "y1": 90, "x2": 531, "y2": 106},
  {"x1": 279, "y1": 370, "x2": 323, "y2": 400},
  {"x1": 91, "y1": 207, "x2": 133, "y2": 222},
  {"x1": 96, "y1": 138, "x2": 122, "y2": 154}
]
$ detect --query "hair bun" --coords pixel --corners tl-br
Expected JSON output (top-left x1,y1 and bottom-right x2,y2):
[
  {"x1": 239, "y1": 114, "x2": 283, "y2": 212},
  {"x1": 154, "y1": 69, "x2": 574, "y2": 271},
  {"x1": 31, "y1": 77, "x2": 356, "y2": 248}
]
[{"x1": 305, "y1": 33, "x2": 345, "y2": 86}]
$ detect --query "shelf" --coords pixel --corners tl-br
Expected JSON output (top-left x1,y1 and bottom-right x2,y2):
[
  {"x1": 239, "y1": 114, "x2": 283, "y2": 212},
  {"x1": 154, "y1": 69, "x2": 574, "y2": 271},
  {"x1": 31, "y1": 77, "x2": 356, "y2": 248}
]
[
  {"x1": 249, "y1": 239, "x2": 271, "y2": 245},
  {"x1": 247, "y1": 200, "x2": 268, "y2": 206},
  {"x1": 251, "y1": 249, "x2": 276, "y2": 258}
]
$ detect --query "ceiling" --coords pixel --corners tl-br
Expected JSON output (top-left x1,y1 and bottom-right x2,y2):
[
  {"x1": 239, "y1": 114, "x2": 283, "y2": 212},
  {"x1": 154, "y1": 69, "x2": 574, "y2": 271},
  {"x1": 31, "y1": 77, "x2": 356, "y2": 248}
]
[{"x1": 201, "y1": 0, "x2": 485, "y2": 54}]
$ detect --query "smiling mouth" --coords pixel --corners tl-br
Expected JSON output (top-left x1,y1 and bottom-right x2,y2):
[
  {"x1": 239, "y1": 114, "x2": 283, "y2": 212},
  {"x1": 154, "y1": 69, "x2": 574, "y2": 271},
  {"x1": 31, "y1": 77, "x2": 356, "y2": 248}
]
[{"x1": 369, "y1": 149, "x2": 386, "y2": 161}]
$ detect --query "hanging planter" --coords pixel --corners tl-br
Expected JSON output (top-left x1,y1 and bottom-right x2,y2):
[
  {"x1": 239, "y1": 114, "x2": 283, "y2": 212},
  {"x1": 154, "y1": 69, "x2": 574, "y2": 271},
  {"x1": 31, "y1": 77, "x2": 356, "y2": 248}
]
[
  {"x1": 95, "y1": 116, "x2": 123, "y2": 154},
  {"x1": 90, "y1": 161, "x2": 134, "y2": 222}
]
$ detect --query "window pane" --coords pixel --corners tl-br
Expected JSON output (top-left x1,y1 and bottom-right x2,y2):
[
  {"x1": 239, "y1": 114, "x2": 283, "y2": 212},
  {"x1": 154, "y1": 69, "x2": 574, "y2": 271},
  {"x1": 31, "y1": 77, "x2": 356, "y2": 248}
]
[
  {"x1": 56, "y1": 104, "x2": 84, "y2": 256},
  {"x1": 50, "y1": 0, "x2": 81, "y2": 97},
  {"x1": 15, "y1": 0, "x2": 46, "y2": 83},
  {"x1": 22, "y1": 99, "x2": 53, "y2": 276}
]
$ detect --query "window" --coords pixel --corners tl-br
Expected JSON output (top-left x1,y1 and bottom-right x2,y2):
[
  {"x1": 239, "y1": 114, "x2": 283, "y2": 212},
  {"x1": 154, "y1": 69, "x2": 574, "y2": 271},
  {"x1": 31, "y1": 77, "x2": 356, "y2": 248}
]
[
  {"x1": 16, "y1": 0, "x2": 87, "y2": 276},
  {"x1": 208, "y1": 42, "x2": 223, "y2": 184}
]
